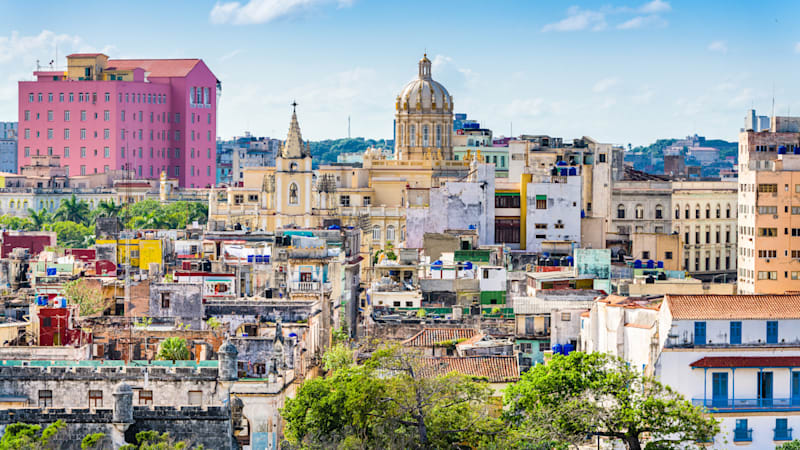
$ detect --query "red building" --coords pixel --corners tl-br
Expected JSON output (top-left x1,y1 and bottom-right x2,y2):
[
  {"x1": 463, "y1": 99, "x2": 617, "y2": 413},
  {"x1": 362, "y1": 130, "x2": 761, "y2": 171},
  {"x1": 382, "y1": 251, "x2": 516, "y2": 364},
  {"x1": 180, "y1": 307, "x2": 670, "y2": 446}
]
[{"x1": 37, "y1": 306, "x2": 91, "y2": 346}]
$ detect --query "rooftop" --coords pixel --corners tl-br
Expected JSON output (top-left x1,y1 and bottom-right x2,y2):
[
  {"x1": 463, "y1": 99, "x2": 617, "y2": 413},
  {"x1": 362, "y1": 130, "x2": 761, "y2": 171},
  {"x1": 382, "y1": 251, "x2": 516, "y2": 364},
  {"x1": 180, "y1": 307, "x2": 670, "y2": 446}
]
[
  {"x1": 666, "y1": 294, "x2": 800, "y2": 320},
  {"x1": 106, "y1": 59, "x2": 204, "y2": 78},
  {"x1": 690, "y1": 356, "x2": 800, "y2": 369},
  {"x1": 0, "y1": 360, "x2": 218, "y2": 368},
  {"x1": 403, "y1": 328, "x2": 479, "y2": 347},
  {"x1": 416, "y1": 356, "x2": 520, "y2": 382}
]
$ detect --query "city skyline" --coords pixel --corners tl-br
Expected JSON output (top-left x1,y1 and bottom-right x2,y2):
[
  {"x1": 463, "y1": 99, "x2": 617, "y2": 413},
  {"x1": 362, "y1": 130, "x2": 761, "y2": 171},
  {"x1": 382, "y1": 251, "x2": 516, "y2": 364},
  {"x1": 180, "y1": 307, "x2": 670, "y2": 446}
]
[{"x1": 1, "y1": 0, "x2": 800, "y2": 145}]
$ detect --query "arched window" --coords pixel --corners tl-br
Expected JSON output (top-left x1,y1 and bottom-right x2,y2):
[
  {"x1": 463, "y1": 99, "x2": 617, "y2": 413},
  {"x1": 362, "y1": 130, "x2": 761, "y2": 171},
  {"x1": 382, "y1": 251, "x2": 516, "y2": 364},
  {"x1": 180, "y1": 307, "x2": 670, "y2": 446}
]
[
  {"x1": 436, "y1": 125, "x2": 442, "y2": 147},
  {"x1": 8, "y1": 200, "x2": 14, "y2": 209},
  {"x1": 372, "y1": 225, "x2": 381, "y2": 242},
  {"x1": 705, "y1": 204, "x2": 711, "y2": 219},
  {"x1": 695, "y1": 205, "x2": 700, "y2": 219},
  {"x1": 422, "y1": 125, "x2": 429, "y2": 147},
  {"x1": 409, "y1": 125, "x2": 416, "y2": 146},
  {"x1": 726, "y1": 204, "x2": 731, "y2": 218},
  {"x1": 685, "y1": 205, "x2": 690, "y2": 219},
  {"x1": 675, "y1": 204, "x2": 680, "y2": 219},
  {"x1": 655, "y1": 204, "x2": 663, "y2": 219},
  {"x1": 288, "y1": 183, "x2": 299, "y2": 205},
  {"x1": 386, "y1": 225, "x2": 396, "y2": 242},
  {"x1": 617, "y1": 204, "x2": 625, "y2": 219},
  {"x1": 716, "y1": 205, "x2": 721, "y2": 218},
  {"x1": 635, "y1": 204, "x2": 644, "y2": 219}
]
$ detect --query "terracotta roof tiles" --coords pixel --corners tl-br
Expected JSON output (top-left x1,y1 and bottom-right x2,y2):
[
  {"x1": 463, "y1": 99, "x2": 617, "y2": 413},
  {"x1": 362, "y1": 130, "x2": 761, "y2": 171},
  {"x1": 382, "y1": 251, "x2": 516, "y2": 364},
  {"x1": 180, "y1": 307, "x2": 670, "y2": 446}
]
[
  {"x1": 403, "y1": 328, "x2": 478, "y2": 347},
  {"x1": 416, "y1": 356, "x2": 520, "y2": 382},
  {"x1": 666, "y1": 294, "x2": 800, "y2": 320}
]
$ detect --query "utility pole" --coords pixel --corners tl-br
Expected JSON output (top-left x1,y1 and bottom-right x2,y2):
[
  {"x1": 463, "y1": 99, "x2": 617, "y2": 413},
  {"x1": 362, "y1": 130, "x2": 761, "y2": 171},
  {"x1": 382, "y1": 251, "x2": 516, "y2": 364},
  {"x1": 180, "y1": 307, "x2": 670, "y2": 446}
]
[{"x1": 348, "y1": 116, "x2": 351, "y2": 139}]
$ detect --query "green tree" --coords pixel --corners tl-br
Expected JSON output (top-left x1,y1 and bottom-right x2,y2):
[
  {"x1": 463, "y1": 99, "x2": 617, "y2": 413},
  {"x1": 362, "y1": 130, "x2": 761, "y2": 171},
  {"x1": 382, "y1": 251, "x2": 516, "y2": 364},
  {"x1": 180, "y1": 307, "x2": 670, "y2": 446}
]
[
  {"x1": 0, "y1": 214, "x2": 34, "y2": 231},
  {"x1": 205, "y1": 317, "x2": 222, "y2": 331},
  {"x1": 96, "y1": 199, "x2": 122, "y2": 218},
  {"x1": 778, "y1": 441, "x2": 800, "y2": 449},
  {"x1": 118, "y1": 431, "x2": 200, "y2": 450},
  {"x1": 26, "y1": 209, "x2": 53, "y2": 231},
  {"x1": 282, "y1": 345, "x2": 503, "y2": 449},
  {"x1": 321, "y1": 343, "x2": 353, "y2": 372},
  {"x1": 156, "y1": 337, "x2": 191, "y2": 361},
  {"x1": 63, "y1": 278, "x2": 109, "y2": 316},
  {"x1": 55, "y1": 195, "x2": 91, "y2": 225},
  {"x1": 50, "y1": 221, "x2": 94, "y2": 248},
  {"x1": 504, "y1": 352, "x2": 719, "y2": 450},
  {"x1": 80, "y1": 432, "x2": 107, "y2": 450},
  {"x1": 0, "y1": 420, "x2": 65, "y2": 449}
]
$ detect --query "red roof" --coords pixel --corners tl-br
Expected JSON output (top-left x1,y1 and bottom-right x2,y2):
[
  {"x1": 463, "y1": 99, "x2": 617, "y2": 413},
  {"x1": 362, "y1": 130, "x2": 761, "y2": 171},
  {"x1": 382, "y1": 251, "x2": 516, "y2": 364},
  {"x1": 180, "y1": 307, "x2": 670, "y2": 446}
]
[
  {"x1": 416, "y1": 356, "x2": 520, "y2": 382},
  {"x1": 403, "y1": 328, "x2": 479, "y2": 347},
  {"x1": 106, "y1": 59, "x2": 202, "y2": 78},
  {"x1": 690, "y1": 356, "x2": 800, "y2": 368},
  {"x1": 666, "y1": 294, "x2": 800, "y2": 320}
]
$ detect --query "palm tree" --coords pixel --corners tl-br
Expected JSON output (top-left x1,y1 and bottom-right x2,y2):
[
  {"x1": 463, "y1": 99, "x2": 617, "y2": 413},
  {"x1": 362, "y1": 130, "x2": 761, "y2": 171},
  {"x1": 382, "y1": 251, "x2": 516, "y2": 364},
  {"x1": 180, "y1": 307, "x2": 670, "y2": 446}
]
[
  {"x1": 26, "y1": 208, "x2": 53, "y2": 231},
  {"x1": 54, "y1": 195, "x2": 91, "y2": 225},
  {"x1": 156, "y1": 337, "x2": 191, "y2": 361},
  {"x1": 96, "y1": 199, "x2": 122, "y2": 218}
]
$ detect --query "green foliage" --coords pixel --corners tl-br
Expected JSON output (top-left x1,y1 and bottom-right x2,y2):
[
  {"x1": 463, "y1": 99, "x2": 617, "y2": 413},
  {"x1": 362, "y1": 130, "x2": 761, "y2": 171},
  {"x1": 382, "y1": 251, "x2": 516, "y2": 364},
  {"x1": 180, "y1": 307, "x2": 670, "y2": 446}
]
[
  {"x1": 321, "y1": 343, "x2": 354, "y2": 372},
  {"x1": 504, "y1": 352, "x2": 719, "y2": 449},
  {"x1": 0, "y1": 214, "x2": 34, "y2": 231},
  {"x1": 0, "y1": 420, "x2": 65, "y2": 449},
  {"x1": 205, "y1": 317, "x2": 222, "y2": 331},
  {"x1": 63, "y1": 278, "x2": 109, "y2": 316},
  {"x1": 54, "y1": 194, "x2": 91, "y2": 225},
  {"x1": 416, "y1": 308, "x2": 426, "y2": 318},
  {"x1": 27, "y1": 209, "x2": 53, "y2": 231},
  {"x1": 80, "y1": 433, "x2": 106, "y2": 450},
  {"x1": 778, "y1": 441, "x2": 800, "y2": 450},
  {"x1": 309, "y1": 138, "x2": 393, "y2": 165},
  {"x1": 50, "y1": 221, "x2": 94, "y2": 248},
  {"x1": 95, "y1": 199, "x2": 122, "y2": 218},
  {"x1": 282, "y1": 345, "x2": 504, "y2": 448},
  {"x1": 135, "y1": 317, "x2": 153, "y2": 328},
  {"x1": 116, "y1": 431, "x2": 200, "y2": 450},
  {"x1": 331, "y1": 322, "x2": 348, "y2": 345},
  {"x1": 156, "y1": 337, "x2": 191, "y2": 361},
  {"x1": 121, "y1": 200, "x2": 207, "y2": 230}
]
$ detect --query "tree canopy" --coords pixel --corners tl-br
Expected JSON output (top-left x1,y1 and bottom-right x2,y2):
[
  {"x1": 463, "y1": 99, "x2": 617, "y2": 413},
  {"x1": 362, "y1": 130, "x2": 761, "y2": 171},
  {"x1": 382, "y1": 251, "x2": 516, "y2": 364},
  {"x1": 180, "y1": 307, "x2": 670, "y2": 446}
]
[
  {"x1": 0, "y1": 420, "x2": 65, "y2": 450},
  {"x1": 156, "y1": 337, "x2": 191, "y2": 361},
  {"x1": 503, "y1": 352, "x2": 719, "y2": 450},
  {"x1": 62, "y1": 278, "x2": 109, "y2": 316},
  {"x1": 309, "y1": 138, "x2": 393, "y2": 165},
  {"x1": 282, "y1": 345, "x2": 504, "y2": 449}
]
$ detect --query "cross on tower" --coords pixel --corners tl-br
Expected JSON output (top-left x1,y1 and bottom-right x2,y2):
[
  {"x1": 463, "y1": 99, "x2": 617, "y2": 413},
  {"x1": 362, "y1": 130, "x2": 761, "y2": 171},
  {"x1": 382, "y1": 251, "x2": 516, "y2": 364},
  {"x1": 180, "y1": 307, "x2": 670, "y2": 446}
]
[{"x1": 291, "y1": 100, "x2": 298, "y2": 112}]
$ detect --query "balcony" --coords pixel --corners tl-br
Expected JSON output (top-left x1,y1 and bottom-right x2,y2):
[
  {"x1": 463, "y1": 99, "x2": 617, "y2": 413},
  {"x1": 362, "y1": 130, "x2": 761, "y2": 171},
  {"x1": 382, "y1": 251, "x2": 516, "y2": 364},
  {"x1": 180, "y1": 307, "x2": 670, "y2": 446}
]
[
  {"x1": 290, "y1": 281, "x2": 332, "y2": 293},
  {"x1": 774, "y1": 428, "x2": 793, "y2": 441},
  {"x1": 733, "y1": 428, "x2": 752, "y2": 442},
  {"x1": 692, "y1": 397, "x2": 800, "y2": 413}
]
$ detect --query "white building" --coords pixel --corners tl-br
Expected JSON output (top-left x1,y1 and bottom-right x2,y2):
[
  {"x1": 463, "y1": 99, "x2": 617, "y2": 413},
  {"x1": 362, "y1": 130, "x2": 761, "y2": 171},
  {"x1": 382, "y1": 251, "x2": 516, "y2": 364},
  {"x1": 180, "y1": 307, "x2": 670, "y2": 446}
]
[
  {"x1": 656, "y1": 294, "x2": 800, "y2": 448},
  {"x1": 525, "y1": 169, "x2": 581, "y2": 252}
]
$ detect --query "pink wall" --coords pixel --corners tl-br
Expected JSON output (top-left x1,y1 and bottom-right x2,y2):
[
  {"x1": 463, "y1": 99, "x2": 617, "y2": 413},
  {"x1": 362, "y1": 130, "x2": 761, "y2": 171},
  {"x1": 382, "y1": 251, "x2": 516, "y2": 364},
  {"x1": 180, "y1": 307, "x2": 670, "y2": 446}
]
[{"x1": 18, "y1": 60, "x2": 218, "y2": 187}]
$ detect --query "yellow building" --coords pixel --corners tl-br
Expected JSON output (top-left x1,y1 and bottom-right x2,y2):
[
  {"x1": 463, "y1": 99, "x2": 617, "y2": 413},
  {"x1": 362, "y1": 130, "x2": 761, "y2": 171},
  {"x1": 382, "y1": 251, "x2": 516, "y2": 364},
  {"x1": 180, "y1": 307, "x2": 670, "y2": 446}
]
[{"x1": 96, "y1": 238, "x2": 162, "y2": 270}]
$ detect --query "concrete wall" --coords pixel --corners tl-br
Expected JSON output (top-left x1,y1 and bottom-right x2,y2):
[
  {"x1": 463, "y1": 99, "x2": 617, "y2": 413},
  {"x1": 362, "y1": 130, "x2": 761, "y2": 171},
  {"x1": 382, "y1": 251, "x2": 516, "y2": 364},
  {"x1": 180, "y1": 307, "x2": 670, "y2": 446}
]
[
  {"x1": 525, "y1": 176, "x2": 581, "y2": 252},
  {"x1": 668, "y1": 318, "x2": 800, "y2": 346},
  {"x1": 149, "y1": 283, "x2": 204, "y2": 329}
]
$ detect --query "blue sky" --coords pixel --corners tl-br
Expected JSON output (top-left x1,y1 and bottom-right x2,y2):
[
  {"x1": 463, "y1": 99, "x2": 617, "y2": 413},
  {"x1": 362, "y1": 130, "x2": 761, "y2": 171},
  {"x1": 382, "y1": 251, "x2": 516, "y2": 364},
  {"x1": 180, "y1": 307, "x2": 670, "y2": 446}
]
[{"x1": 1, "y1": 0, "x2": 799, "y2": 145}]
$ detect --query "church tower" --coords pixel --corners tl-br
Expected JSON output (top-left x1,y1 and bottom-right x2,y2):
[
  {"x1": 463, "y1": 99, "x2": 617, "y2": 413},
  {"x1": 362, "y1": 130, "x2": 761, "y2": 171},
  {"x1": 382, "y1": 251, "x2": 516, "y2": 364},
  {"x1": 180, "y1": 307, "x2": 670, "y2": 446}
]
[
  {"x1": 394, "y1": 54, "x2": 454, "y2": 161},
  {"x1": 273, "y1": 103, "x2": 314, "y2": 228}
]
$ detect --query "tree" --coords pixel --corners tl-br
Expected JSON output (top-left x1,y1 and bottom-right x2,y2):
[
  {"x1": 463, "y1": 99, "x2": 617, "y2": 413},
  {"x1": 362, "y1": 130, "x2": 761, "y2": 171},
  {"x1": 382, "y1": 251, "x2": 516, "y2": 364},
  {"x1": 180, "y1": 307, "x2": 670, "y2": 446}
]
[
  {"x1": 282, "y1": 345, "x2": 503, "y2": 449},
  {"x1": 156, "y1": 337, "x2": 191, "y2": 361},
  {"x1": 118, "y1": 431, "x2": 199, "y2": 450},
  {"x1": 62, "y1": 278, "x2": 109, "y2": 316},
  {"x1": 96, "y1": 199, "x2": 122, "y2": 218},
  {"x1": 321, "y1": 343, "x2": 353, "y2": 372},
  {"x1": 54, "y1": 195, "x2": 91, "y2": 225},
  {"x1": 26, "y1": 208, "x2": 53, "y2": 231},
  {"x1": 0, "y1": 214, "x2": 33, "y2": 231},
  {"x1": 504, "y1": 352, "x2": 719, "y2": 450},
  {"x1": 50, "y1": 221, "x2": 94, "y2": 248},
  {"x1": 778, "y1": 441, "x2": 800, "y2": 450},
  {"x1": 0, "y1": 420, "x2": 65, "y2": 449}
]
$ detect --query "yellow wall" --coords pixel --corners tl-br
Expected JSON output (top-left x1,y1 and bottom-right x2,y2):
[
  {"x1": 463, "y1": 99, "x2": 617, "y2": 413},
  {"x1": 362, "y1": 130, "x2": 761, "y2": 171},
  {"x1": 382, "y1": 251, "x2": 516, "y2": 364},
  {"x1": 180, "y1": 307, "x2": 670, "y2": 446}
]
[{"x1": 96, "y1": 239, "x2": 162, "y2": 269}]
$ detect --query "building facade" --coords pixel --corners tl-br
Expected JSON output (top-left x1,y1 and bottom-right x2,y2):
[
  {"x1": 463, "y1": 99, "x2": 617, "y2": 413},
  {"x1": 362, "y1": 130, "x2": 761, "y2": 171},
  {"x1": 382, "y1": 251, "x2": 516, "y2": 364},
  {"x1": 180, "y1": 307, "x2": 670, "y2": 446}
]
[
  {"x1": 0, "y1": 122, "x2": 17, "y2": 173},
  {"x1": 18, "y1": 53, "x2": 219, "y2": 187}
]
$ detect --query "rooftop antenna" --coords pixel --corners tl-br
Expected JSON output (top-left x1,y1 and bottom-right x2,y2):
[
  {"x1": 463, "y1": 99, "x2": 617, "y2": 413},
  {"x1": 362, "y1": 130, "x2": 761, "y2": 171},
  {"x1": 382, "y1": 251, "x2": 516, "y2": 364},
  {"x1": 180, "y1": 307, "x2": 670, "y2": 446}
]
[{"x1": 348, "y1": 116, "x2": 351, "y2": 139}]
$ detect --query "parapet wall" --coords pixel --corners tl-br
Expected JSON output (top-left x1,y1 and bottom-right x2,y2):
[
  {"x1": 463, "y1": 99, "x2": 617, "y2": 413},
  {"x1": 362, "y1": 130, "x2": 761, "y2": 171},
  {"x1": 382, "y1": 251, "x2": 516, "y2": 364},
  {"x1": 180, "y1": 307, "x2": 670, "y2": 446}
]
[{"x1": 0, "y1": 365, "x2": 220, "y2": 381}]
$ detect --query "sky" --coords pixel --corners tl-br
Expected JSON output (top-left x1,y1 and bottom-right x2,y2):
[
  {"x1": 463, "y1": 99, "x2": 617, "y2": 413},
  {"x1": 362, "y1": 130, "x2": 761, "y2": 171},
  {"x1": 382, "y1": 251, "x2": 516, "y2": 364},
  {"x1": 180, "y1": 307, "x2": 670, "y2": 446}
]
[{"x1": 1, "y1": 0, "x2": 800, "y2": 146}]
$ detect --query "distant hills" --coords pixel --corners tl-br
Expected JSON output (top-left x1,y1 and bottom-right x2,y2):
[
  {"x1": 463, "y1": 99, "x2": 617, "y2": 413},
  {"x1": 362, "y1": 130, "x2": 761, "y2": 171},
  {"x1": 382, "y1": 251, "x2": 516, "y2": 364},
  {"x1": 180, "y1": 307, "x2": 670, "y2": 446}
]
[
  {"x1": 630, "y1": 138, "x2": 737, "y2": 160},
  {"x1": 309, "y1": 138, "x2": 393, "y2": 165}
]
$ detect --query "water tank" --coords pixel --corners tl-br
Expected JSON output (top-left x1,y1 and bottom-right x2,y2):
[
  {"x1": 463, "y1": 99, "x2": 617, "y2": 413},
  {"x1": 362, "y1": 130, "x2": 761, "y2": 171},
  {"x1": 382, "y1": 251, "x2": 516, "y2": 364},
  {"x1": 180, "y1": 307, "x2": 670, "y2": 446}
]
[
  {"x1": 634, "y1": 259, "x2": 642, "y2": 268},
  {"x1": 657, "y1": 261, "x2": 664, "y2": 269},
  {"x1": 568, "y1": 167, "x2": 577, "y2": 176},
  {"x1": 795, "y1": 147, "x2": 800, "y2": 155},
  {"x1": 646, "y1": 260, "x2": 655, "y2": 269},
  {"x1": 566, "y1": 256, "x2": 574, "y2": 266},
  {"x1": 581, "y1": 209, "x2": 585, "y2": 218},
  {"x1": 553, "y1": 344, "x2": 563, "y2": 355},
  {"x1": 779, "y1": 146, "x2": 787, "y2": 154},
  {"x1": 645, "y1": 276, "x2": 655, "y2": 284},
  {"x1": 564, "y1": 343, "x2": 575, "y2": 355},
  {"x1": 463, "y1": 261, "x2": 473, "y2": 270},
  {"x1": 553, "y1": 259, "x2": 560, "y2": 267},
  {"x1": 557, "y1": 161, "x2": 567, "y2": 166},
  {"x1": 560, "y1": 168, "x2": 568, "y2": 176}
]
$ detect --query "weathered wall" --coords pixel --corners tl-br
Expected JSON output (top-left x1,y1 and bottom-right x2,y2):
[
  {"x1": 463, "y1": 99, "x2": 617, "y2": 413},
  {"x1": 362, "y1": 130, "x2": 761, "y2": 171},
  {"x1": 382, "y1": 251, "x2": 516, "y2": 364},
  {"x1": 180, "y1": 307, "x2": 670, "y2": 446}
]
[{"x1": 149, "y1": 283, "x2": 203, "y2": 328}]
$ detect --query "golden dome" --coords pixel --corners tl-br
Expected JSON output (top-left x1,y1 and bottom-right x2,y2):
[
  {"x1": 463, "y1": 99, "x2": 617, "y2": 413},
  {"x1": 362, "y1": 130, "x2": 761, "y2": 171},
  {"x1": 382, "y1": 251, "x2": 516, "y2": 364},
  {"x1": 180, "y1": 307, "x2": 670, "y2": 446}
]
[{"x1": 397, "y1": 54, "x2": 452, "y2": 114}]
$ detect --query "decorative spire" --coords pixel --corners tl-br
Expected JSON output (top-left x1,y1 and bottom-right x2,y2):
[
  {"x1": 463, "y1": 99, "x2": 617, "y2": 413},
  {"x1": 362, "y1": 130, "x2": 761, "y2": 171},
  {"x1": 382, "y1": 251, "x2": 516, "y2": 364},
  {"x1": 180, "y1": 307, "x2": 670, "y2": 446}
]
[
  {"x1": 419, "y1": 53, "x2": 432, "y2": 80},
  {"x1": 281, "y1": 102, "x2": 307, "y2": 158}
]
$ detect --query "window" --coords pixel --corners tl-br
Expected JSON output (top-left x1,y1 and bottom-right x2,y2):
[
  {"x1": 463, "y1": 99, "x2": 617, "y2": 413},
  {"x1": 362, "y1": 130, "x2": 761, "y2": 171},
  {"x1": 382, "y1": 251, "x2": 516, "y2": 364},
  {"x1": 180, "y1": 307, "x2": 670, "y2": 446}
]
[
  {"x1": 599, "y1": 153, "x2": 607, "y2": 162},
  {"x1": 80, "y1": 128, "x2": 86, "y2": 140},
  {"x1": 372, "y1": 225, "x2": 381, "y2": 242},
  {"x1": 138, "y1": 390, "x2": 153, "y2": 405},
  {"x1": 288, "y1": 183, "x2": 299, "y2": 205},
  {"x1": 363, "y1": 196, "x2": 371, "y2": 206},
  {"x1": 617, "y1": 204, "x2": 625, "y2": 219},
  {"x1": 759, "y1": 228, "x2": 778, "y2": 237},
  {"x1": 64, "y1": 128, "x2": 70, "y2": 140},
  {"x1": 758, "y1": 206, "x2": 778, "y2": 214},
  {"x1": 642, "y1": 251, "x2": 650, "y2": 260},
  {"x1": 105, "y1": 92, "x2": 110, "y2": 102},
  {"x1": 758, "y1": 271, "x2": 778, "y2": 280},
  {"x1": 758, "y1": 184, "x2": 778, "y2": 193},
  {"x1": 104, "y1": 129, "x2": 110, "y2": 139},
  {"x1": 188, "y1": 390, "x2": 202, "y2": 406},
  {"x1": 47, "y1": 110, "x2": 53, "y2": 121},
  {"x1": 635, "y1": 205, "x2": 644, "y2": 219},
  {"x1": 685, "y1": 206, "x2": 689, "y2": 219},
  {"x1": 775, "y1": 418, "x2": 791, "y2": 441},
  {"x1": 64, "y1": 147, "x2": 69, "y2": 158},
  {"x1": 536, "y1": 197, "x2": 547, "y2": 209},
  {"x1": 495, "y1": 218, "x2": 520, "y2": 244},
  {"x1": 340, "y1": 195, "x2": 350, "y2": 207},
  {"x1": 386, "y1": 225, "x2": 396, "y2": 242},
  {"x1": 655, "y1": 205, "x2": 663, "y2": 219},
  {"x1": 561, "y1": 312, "x2": 571, "y2": 321},
  {"x1": 80, "y1": 147, "x2": 86, "y2": 158},
  {"x1": 80, "y1": 110, "x2": 86, "y2": 121},
  {"x1": 495, "y1": 194, "x2": 521, "y2": 208},
  {"x1": 730, "y1": 321, "x2": 742, "y2": 345},
  {"x1": 734, "y1": 419, "x2": 751, "y2": 442},
  {"x1": 695, "y1": 206, "x2": 700, "y2": 219},
  {"x1": 89, "y1": 390, "x2": 103, "y2": 407},
  {"x1": 80, "y1": 165, "x2": 86, "y2": 175},
  {"x1": 664, "y1": 251, "x2": 673, "y2": 260},
  {"x1": 767, "y1": 321, "x2": 779, "y2": 344},
  {"x1": 693, "y1": 321, "x2": 706, "y2": 345},
  {"x1": 38, "y1": 390, "x2": 53, "y2": 407},
  {"x1": 234, "y1": 194, "x2": 244, "y2": 205},
  {"x1": 47, "y1": 128, "x2": 53, "y2": 139}
]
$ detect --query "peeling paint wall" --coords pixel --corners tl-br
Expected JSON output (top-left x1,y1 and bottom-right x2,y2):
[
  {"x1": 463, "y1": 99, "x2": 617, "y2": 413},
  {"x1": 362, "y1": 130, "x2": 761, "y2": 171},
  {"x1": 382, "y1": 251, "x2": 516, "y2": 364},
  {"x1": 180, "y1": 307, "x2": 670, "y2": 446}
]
[{"x1": 525, "y1": 176, "x2": 582, "y2": 252}]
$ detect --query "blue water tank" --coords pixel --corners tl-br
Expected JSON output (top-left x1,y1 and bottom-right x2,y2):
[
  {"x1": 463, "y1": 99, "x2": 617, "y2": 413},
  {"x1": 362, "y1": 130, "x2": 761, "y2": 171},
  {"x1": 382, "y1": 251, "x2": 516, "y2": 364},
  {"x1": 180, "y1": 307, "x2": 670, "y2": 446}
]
[
  {"x1": 328, "y1": 224, "x2": 341, "y2": 230},
  {"x1": 634, "y1": 259, "x2": 642, "y2": 268},
  {"x1": 566, "y1": 256, "x2": 574, "y2": 265},
  {"x1": 657, "y1": 261, "x2": 664, "y2": 269},
  {"x1": 568, "y1": 167, "x2": 577, "y2": 176},
  {"x1": 543, "y1": 252, "x2": 550, "y2": 258},
  {"x1": 553, "y1": 259, "x2": 560, "y2": 267},
  {"x1": 553, "y1": 344, "x2": 563, "y2": 355},
  {"x1": 564, "y1": 343, "x2": 575, "y2": 355},
  {"x1": 247, "y1": 255, "x2": 254, "y2": 263},
  {"x1": 560, "y1": 168, "x2": 568, "y2": 176},
  {"x1": 795, "y1": 147, "x2": 800, "y2": 155},
  {"x1": 464, "y1": 261, "x2": 473, "y2": 270},
  {"x1": 468, "y1": 224, "x2": 476, "y2": 230},
  {"x1": 581, "y1": 209, "x2": 585, "y2": 218},
  {"x1": 557, "y1": 161, "x2": 567, "y2": 166},
  {"x1": 779, "y1": 146, "x2": 787, "y2": 154},
  {"x1": 646, "y1": 260, "x2": 655, "y2": 269},
  {"x1": 432, "y1": 260, "x2": 443, "y2": 270}
]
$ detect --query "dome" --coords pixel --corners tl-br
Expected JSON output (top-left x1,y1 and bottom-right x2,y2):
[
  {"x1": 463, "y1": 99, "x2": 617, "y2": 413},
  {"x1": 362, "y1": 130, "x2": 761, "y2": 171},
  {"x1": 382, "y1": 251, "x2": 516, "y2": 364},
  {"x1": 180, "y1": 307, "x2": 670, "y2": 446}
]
[{"x1": 397, "y1": 54, "x2": 452, "y2": 113}]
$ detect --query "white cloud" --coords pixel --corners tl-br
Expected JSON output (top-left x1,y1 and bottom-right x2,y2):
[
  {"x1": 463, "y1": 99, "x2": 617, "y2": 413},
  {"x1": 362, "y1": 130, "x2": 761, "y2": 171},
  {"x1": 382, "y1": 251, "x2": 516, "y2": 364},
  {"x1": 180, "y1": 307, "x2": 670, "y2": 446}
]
[
  {"x1": 0, "y1": 30, "x2": 83, "y2": 64},
  {"x1": 210, "y1": 0, "x2": 354, "y2": 25},
  {"x1": 508, "y1": 98, "x2": 546, "y2": 117},
  {"x1": 542, "y1": 6, "x2": 607, "y2": 32},
  {"x1": 639, "y1": 0, "x2": 671, "y2": 14},
  {"x1": 593, "y1": 77, "x2": 619, "y2": 93},
  {"x1": 617, "y1": 14, "x2": 667, "y2": 29},
  {"x1": 794, "y1": 42, "x2": 800, "y2": 53},
  {"x1": 708, "y1": 40, "x2": 728, "y2": 53},
  {"x1": 220, "y1": 49, "x2": 243, "y2": 61}
]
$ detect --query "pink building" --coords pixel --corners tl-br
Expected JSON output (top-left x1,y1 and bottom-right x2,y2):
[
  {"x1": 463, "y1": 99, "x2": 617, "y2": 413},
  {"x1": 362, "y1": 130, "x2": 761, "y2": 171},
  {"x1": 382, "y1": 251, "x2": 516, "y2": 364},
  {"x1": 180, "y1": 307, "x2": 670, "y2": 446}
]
[{"x1": 18, "y1": 53, "x2": 219, "y2": 187}]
